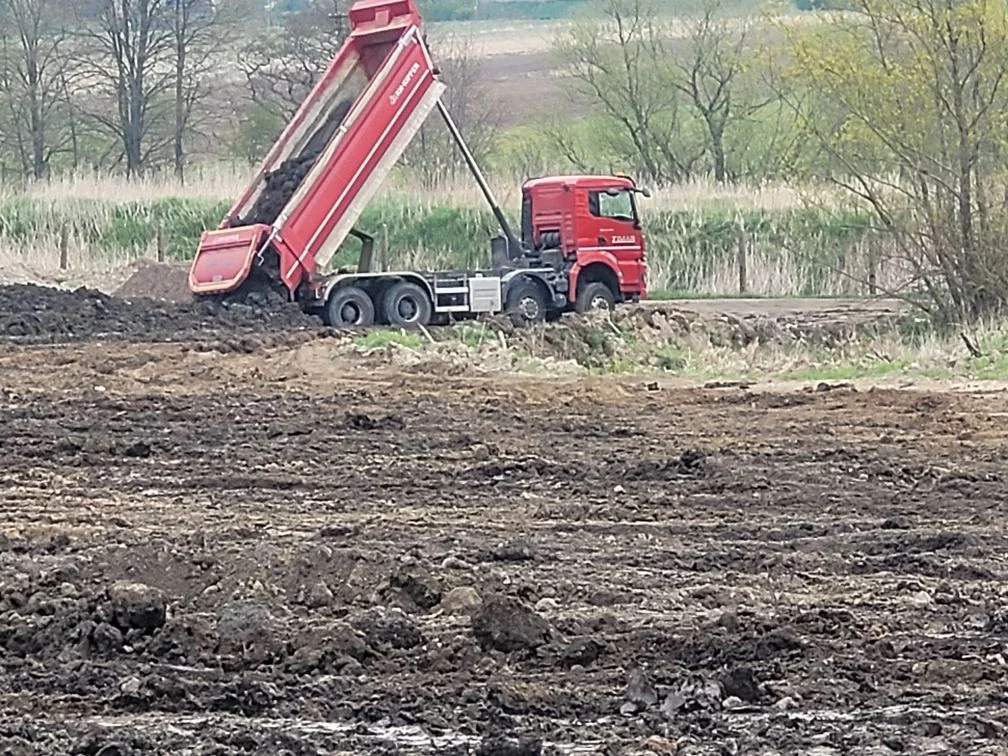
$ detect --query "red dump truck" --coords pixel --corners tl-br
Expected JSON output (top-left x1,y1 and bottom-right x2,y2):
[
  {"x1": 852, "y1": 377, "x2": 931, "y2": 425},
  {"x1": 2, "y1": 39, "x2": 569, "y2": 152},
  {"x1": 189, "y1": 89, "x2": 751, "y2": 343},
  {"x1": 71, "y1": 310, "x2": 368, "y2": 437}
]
[{"x1": 188, "y1": 0, "x2": 649, "y2": 327}]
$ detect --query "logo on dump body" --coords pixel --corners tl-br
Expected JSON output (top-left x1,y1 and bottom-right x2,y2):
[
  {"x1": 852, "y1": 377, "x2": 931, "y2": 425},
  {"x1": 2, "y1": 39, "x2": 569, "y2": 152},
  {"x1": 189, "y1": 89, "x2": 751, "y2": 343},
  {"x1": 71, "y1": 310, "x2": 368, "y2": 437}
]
[
  {"x1": 612, "y1": 235, "x2": 637, "y2": 244},
  {"x1": 390, "y1": 62, "x2": 421, "y2": 105}
]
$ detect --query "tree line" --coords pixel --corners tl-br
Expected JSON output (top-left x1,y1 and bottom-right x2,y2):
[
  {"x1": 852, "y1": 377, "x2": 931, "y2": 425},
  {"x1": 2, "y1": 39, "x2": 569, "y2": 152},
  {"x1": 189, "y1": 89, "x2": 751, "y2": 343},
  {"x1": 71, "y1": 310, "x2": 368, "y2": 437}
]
[
  {"x1": 556, "y1": 0, "x2": 1008, "y2": 322},
  {"x1": 0, "y1": 0, "x2": 353, "y2": 182}
]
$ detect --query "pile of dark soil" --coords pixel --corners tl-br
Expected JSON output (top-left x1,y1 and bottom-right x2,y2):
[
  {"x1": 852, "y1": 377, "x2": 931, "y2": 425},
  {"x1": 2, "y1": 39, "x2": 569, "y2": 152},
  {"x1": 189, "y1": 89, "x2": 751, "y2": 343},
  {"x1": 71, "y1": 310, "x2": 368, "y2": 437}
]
[
  {"x1": 0, "y1": 283, "x2": 321, "y2": 344},
  {"x1": 114, "y1": 262, "x2": 193, "y2": 304},
  {"x1": 236, "y1": 98, "x2": 353, "y2": 227}
]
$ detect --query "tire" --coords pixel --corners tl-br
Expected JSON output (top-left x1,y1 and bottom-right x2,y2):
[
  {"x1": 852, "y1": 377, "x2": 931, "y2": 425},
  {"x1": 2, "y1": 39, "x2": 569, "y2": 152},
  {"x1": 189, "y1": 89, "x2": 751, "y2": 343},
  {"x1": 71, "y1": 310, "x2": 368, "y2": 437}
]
[
  {"x1": 505, "y1": 278, "x2": 547, "y2": 327},
  {"x1": 325, "y1": 286, "x2": 375, "y2": 327},
  {"x1": 382, "y1": 281, "x2": 433, "y2": 327},
  {"x1": 575, "y1": 282, "x2": 616, "y2": 314}
]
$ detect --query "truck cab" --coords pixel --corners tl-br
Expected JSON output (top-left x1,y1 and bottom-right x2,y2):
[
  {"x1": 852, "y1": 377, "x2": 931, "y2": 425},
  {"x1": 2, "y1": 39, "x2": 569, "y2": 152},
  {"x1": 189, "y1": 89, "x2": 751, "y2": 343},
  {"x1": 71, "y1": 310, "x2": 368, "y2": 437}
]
[{"x1": 521, "y1": 175, "x2": 648, "y2": 312}]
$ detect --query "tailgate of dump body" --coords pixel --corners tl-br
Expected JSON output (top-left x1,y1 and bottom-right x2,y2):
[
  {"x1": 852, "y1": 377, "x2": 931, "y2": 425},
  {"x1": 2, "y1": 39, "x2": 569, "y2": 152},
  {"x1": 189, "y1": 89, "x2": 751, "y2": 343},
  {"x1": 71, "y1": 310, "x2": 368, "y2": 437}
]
[{"x1": 189, "y1": 225, "x2": 271, "y2": 295}]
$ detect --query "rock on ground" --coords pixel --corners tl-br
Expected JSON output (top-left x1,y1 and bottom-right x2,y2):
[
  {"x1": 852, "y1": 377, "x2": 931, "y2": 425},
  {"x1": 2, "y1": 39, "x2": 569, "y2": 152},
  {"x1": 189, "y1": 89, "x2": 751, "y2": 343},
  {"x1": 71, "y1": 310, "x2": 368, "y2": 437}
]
[
  {"x1": 626, "y1": 666, "x2": 659, "y2": 709},
  {"x1": 440, "y1": 586, "x2": 482, "y2": 615},
  {"x1": 217, "y1": 603, "x2": 285, "y2": 663},
  {"x1": 107, "y1": 582, "x2": 166, "y2": 633},
  {"x1": 348, "y1": 608, "x2": 423, "y2": 651},
  {"x1": 471, "y1": 594, "x2": 550, "y2": 653},
  {"x1": 388, "y1": 562, "x2": 442, "y2": 611}
]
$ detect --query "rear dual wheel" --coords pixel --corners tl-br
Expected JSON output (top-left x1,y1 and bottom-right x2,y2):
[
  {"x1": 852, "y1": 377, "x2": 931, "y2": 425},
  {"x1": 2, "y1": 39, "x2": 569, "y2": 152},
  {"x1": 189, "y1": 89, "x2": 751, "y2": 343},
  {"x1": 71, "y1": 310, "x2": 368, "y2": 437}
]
[
  {"x1": 382, "y1": 281, "x2": 432, "y2": 327},
  {"x1": 324, "y1": 281, "x2": 433, "y2": 328},
  {"x1": 325, "y1": 286, "x2": 374, "y2": 327}
]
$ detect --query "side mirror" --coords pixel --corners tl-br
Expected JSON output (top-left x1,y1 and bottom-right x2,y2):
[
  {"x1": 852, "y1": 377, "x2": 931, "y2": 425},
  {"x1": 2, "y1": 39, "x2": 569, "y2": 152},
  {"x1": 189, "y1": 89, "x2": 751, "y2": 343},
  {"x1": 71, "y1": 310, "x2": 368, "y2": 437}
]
[{"x1": 640, "y1": 187, "x2": 652, "y2": 198}]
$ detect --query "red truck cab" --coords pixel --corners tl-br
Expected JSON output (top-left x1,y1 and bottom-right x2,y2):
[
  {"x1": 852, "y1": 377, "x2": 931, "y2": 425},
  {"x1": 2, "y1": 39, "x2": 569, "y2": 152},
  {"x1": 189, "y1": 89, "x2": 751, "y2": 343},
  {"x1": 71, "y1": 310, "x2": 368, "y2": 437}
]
[{"x1": 521, "y1": 175, "x2": 648, "y2": 310}]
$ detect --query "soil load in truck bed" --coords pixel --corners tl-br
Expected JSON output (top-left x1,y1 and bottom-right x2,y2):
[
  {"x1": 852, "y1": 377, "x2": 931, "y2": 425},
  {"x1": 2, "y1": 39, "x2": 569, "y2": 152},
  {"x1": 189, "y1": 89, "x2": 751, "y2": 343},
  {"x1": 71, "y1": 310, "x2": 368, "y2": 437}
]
[{"x1": 236, "y1": 99, "x2": 354, "y2": 227}]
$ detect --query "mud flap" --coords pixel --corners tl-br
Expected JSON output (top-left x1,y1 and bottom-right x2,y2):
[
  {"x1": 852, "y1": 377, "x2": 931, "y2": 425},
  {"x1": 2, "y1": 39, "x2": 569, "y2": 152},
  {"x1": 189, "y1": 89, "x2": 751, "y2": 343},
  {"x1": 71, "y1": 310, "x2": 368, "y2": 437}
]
[{"x1": 188, "y1": 224, "x2": 272, "y2": 295}]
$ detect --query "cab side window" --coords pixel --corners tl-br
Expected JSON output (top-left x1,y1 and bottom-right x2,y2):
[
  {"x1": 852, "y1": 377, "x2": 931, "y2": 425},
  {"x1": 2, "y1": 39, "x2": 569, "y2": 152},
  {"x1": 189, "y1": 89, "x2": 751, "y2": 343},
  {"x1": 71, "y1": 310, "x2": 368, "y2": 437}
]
[{"x1": 588, "y1": 190, "x2": 634, "y2": 221}]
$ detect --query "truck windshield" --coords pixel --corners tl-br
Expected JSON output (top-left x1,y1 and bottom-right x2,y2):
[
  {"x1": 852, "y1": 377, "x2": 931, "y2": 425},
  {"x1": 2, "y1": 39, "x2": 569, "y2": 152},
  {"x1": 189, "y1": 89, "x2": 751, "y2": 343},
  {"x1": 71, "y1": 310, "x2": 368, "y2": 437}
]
[{"x1": 591, "y1": 189, "x2": 637, "y2": 223}]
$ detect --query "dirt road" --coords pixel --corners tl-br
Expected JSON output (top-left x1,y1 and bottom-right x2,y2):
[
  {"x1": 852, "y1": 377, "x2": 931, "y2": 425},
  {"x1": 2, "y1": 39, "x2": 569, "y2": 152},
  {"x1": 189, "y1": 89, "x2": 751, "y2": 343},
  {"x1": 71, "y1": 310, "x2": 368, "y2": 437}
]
[
  {"x1": 656, "y1": 297, "x2": 908, "y2": 321},
  {"x1": 1, "y1": 313, "x2": 1007, "y2": 755}
]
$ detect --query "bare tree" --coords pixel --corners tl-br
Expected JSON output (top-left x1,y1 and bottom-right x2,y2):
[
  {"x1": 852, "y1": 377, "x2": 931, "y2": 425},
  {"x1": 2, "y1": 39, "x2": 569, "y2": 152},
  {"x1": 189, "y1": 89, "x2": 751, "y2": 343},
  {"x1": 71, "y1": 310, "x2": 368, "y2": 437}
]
[
  {"x1": 402, "y1": 34, "x2": 500, "y2": 188},
  {"x1": 777, "y1": 0, "x2": 1008, "y2": 322},
  {"x1": 78, "y1": 0, "x2": 174, "y2": 177},
  {"x1": 674, "y1": 1, "x2": 757, "y2": 183},
  {"x1": 170, "y1": 0, "x2": 235, "y2": 182},
  {"x1": 0, "y1": 0, "x2": 73, "y2": 178},
  {"x1": 556, "y1": 0, "x2": 703, "y2": 183},
  {"x1": 241, "y1": 0, "x2": 347, "y2": 122}
]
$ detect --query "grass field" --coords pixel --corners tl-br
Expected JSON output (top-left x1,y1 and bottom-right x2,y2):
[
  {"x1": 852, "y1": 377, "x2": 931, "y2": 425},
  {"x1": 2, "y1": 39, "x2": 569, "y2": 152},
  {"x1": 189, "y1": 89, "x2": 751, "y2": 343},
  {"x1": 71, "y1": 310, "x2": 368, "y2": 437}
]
[{"x1": 0, "y1": 169, "x2": 893, "y2": 298}]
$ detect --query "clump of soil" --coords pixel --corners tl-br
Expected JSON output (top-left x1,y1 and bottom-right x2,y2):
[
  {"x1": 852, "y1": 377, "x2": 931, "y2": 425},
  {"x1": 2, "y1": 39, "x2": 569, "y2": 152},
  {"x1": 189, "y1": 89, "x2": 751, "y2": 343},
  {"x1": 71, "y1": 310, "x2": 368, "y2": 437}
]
[
  {"x1": 471, "y1": 594, "x2": 551, "y2": 653},
  {"x1": 114, "y1": 262, "x2": 192, "y2": 304},
  {"x1": 235, "y1": 98, "x2": 354, "y2": 227},
  {"x1": 0, "y1": 283, "x2": 321, "y2": 344}
]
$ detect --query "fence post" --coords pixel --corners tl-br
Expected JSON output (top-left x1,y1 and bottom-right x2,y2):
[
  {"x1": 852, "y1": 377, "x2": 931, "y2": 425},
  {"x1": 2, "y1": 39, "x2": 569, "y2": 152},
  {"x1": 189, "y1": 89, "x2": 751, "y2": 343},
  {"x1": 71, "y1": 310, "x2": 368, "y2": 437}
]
[
  {"x1": 156, "y1": 224, "x2": 166, "y2": 263},
  {"x1": 867, "y1": 240, "x2": 878, "y2": 296},
  {"x1": 380, "y1": 223, "x2": 389, "y2": 272},
  {"x1": 59, "y1": 223, "x2": 69, "y2": 270},
  {"x1": 736, "y1": 227, "x2": 748, "y2": 295}
]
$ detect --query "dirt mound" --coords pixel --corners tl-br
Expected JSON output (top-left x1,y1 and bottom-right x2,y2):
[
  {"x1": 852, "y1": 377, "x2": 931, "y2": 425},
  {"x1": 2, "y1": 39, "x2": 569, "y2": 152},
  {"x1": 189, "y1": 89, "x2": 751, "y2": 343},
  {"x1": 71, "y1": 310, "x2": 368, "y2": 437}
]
[
  {"x1": 114, "y1": 262, "x2": 192, "y2": 303},
  {"x1": 0, "y1": 283, "x2": 321, "y2": 344}
]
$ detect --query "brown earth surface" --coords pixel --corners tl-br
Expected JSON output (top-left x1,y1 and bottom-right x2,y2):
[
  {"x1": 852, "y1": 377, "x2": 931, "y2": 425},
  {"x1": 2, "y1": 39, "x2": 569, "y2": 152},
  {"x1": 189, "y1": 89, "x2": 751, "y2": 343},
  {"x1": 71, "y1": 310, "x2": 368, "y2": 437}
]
[
  {"x1": 114, "y1": 262, "x2": 194, "y2": 304},
  {"x1": 1, "y1": 287, "x2": 1007, "y2": 755}
]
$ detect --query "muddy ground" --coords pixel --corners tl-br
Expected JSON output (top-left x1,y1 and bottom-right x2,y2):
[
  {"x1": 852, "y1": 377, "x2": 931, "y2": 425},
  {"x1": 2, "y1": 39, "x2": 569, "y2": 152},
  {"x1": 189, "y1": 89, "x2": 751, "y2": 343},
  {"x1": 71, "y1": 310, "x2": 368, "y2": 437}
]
[
  {"x1": 0, "y1": 283, "x2": 322, "y2": 345},
  {"x1": 1, "y1": 288, "x2": 1007, "y2": 755}
]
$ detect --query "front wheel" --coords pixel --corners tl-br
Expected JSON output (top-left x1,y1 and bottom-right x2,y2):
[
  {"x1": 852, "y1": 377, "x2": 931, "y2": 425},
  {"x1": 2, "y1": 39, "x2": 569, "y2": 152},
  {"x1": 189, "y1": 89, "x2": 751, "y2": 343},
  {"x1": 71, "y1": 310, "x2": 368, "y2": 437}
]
[
  {"x1": 505, "y1": 279, "x2": 547, "y2": 327},
  {"x1": 325, "y1": 286, "x2": 375, "y2": 327},
  {"x1": 575, "y1": 282, "x2": 616, "y2": 314}
]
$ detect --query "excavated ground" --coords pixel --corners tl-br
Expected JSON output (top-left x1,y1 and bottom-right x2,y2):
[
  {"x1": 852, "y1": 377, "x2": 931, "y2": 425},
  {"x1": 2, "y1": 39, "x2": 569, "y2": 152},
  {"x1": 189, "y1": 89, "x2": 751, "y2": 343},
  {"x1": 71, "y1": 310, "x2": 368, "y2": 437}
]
[{"x1": 1, "y1": 289, "x2": 1007, "y2": 755}]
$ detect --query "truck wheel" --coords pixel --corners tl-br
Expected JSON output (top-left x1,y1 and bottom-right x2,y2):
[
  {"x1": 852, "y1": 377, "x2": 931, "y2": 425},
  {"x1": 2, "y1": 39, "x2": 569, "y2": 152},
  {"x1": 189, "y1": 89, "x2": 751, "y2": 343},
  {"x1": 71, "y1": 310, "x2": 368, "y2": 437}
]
[
  {"x1": 382, "y1": 281, "x2": 433, "y2": 327},
  {"x1": 325, "y1": 286, "x2": 375, "y2": 327},
  {"x1": 506, "y1": 279, "x2": 547, "y2": 326},
  {"x1": 575, "y1": 282, "x2": 616, "y2": 314}
]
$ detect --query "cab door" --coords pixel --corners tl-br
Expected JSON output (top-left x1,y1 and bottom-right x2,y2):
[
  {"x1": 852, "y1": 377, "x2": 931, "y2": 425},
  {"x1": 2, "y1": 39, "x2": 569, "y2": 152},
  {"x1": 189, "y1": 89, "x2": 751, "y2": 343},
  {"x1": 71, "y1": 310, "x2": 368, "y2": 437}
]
[{"x1": 578, "y1": 186, "x2": 645, "y2": 290}]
